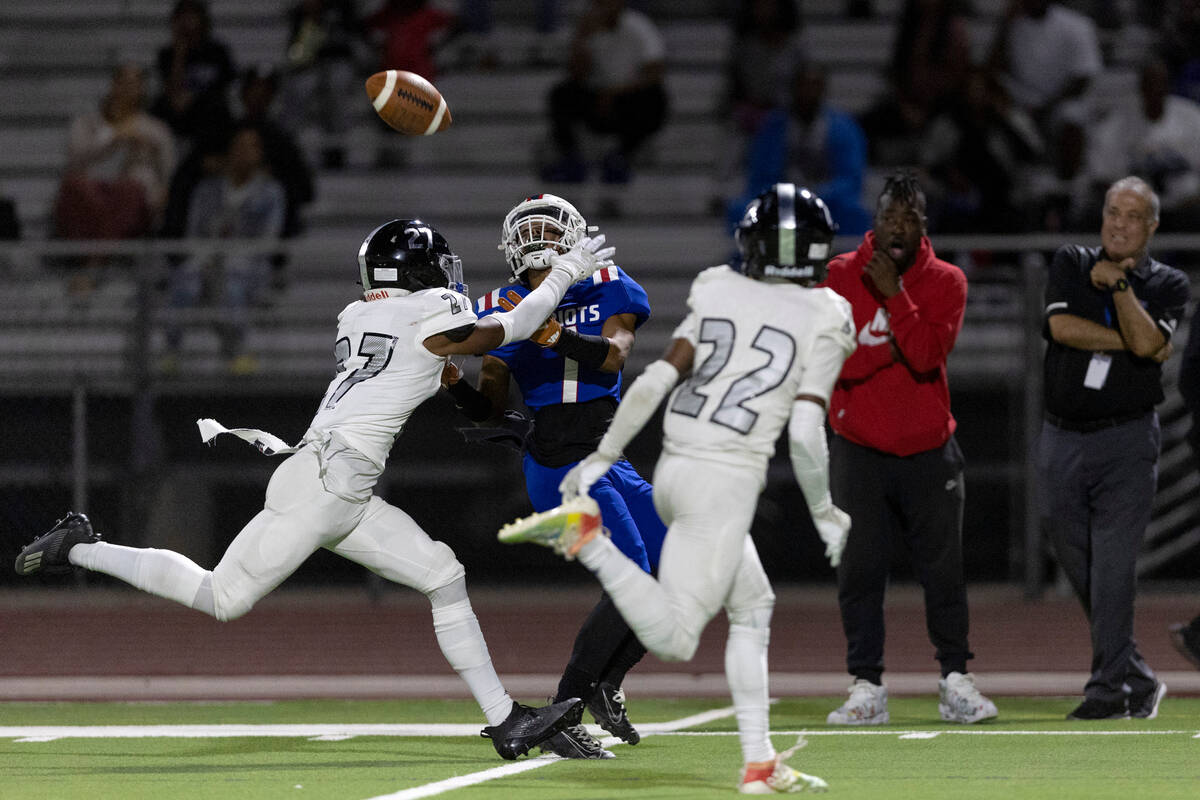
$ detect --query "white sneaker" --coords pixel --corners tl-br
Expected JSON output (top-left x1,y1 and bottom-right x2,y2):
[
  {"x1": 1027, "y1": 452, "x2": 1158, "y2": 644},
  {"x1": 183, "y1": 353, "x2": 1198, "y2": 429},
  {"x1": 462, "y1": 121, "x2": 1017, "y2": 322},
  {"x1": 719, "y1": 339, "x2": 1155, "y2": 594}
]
[
  {"x1": 938, "y1": 671, "x2": 998, "y2": 723},
  {"x1": 826, "y1": 678, "x2": 889, "y2": 725},
  {"x1": 739, "y1": 738, "x2": 828, "y2": 794}
]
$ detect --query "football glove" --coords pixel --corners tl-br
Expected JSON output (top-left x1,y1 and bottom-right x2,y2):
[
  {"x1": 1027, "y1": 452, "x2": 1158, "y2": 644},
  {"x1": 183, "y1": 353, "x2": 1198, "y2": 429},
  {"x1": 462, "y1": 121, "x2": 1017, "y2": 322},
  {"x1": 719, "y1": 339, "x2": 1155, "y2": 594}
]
[
  {"x1": 812, "y1": 503, "x2": 850, "y2": 568},
  {"x1": 549, "y1": 234, "x2": 615, "y2": 284},
  {"x1": 558, "y1": 451, "x2": 617, "y2": 501},
  {"x1": 498, "y1": 290, "x2": 561, "y2": 347}
]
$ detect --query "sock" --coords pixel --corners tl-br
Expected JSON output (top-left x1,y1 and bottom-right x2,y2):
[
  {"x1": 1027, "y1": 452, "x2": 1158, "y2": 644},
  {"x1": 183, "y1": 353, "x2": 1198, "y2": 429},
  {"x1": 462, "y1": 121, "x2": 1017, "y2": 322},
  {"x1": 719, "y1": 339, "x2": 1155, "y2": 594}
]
[
  {"x1": 554, "y1": 593, "x2": 635, "y2": 703},
  {"x1": 726, "y1": 622, "x2": 773, "y2": 764},
  {"x1": 70, "y1": 542, "x2": 210, "y2": 613},
  {"x1": 429, "y1": 578, "x2": 512, "y2": 726}
]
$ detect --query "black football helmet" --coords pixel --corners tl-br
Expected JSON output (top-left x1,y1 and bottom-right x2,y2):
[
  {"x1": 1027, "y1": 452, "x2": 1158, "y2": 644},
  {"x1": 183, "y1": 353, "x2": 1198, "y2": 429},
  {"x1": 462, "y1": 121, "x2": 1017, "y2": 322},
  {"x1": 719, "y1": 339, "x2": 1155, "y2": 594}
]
[
  {"x1": 357, "y1": 218, "x2": 466, "y2": 293},
  {"x1": 735, "y1": 183, "x2": 836, "y2": 284}
]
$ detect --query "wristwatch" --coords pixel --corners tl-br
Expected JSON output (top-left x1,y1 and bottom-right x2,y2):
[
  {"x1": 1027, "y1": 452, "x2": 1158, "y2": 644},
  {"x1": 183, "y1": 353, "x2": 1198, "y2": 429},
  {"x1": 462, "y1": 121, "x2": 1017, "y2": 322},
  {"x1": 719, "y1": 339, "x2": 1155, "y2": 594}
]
[{"x1": 1111, "y1": 277, "x2": 1130, "y2": 294}]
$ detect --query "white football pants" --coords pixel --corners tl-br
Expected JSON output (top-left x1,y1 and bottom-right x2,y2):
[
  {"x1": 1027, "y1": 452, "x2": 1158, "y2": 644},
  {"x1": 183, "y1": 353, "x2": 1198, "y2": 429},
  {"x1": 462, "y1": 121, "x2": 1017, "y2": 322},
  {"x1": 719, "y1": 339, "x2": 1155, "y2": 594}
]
[
  {"x1": 577, "y1": 453, "x2": 778, "y2": 763},
  {"x1": 71, "y1": 444, "x2": 513, "y2": 725}
]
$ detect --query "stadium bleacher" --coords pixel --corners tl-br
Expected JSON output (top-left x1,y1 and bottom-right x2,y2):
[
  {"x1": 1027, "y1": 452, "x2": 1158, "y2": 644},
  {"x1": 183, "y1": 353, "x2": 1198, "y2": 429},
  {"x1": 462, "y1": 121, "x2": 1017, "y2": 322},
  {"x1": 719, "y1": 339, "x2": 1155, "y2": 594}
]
[{"x1": 0, "y1": 0, "x2": 1150, "y2": 384}]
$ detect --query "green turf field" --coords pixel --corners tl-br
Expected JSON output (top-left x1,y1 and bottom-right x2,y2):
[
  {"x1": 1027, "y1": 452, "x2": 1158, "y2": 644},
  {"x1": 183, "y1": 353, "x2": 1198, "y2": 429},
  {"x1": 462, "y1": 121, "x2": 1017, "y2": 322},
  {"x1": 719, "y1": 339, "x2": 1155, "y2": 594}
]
[{"x1": 2, "y1": 696, "x2": 1197, "y2": 799}]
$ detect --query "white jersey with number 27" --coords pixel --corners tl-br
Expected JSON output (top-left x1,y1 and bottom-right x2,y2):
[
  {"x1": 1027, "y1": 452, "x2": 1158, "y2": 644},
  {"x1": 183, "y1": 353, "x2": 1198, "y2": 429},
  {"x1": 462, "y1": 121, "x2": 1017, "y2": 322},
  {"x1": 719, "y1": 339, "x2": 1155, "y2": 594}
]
[
  {"x1": 662, "y1": 265, "x2": 856, "y2": 470},
  {"x1": 306, "y1": 287, "x2": 475, "y2": 468}
]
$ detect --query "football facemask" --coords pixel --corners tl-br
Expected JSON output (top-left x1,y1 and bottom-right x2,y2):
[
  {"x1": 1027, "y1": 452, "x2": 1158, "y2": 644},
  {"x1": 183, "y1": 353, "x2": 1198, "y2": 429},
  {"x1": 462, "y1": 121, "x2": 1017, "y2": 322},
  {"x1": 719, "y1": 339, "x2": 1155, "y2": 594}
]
[{"x1": 499, "y1": 194, "x2": 595, "y2": 283}]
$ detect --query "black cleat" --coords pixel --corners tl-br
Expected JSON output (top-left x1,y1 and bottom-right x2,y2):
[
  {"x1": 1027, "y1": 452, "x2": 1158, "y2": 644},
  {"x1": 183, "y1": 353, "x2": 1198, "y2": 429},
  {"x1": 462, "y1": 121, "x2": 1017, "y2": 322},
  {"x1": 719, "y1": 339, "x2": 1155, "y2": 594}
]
[
  {"x1": 587, "y1": 682, "x2": 640, "y2": 745},
  {"x1": 1066, "y1": 697, "x2": 1128, "y2": 720},
  {"x1": 539, "y1": 723, "x2": 615, "y2": 759},
  {"x1": 480, "y1": 697, "x2": 583, "y2": 760},
  {"x1": 14, "y1": 512, "x2": 100, "y2": 576}
]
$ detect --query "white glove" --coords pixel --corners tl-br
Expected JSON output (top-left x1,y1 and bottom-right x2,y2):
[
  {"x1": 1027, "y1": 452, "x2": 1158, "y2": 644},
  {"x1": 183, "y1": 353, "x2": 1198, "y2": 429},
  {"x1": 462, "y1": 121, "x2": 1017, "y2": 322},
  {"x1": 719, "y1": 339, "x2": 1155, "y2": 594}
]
[
  {"x1": 549, "y1": 234, "x2": 616, "y2": 284},
  {"x1": 559, "y1": 451, "x2": 617, "y2": 500},
  {"x1": 812, "y1": 503, "x2": 850, "y2": 568}
]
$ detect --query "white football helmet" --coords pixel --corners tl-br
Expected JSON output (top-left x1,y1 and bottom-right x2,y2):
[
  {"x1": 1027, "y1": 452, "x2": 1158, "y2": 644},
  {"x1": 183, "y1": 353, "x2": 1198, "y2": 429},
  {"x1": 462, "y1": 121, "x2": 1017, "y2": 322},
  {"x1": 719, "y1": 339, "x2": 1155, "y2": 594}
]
[{"x1": 499, "y1": 193, "x2": 597, "y2": 283}]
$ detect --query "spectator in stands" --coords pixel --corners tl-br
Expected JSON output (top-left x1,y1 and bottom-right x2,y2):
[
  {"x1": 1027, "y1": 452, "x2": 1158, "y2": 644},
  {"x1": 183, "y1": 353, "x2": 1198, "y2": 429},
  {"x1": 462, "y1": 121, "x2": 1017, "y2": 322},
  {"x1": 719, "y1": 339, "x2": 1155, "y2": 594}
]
[
  {"x1": 732, "y1": 60, "x2": 871, "y2": 236},
  {"x1": 237, "y1": 66, "x2": 315, "y2": 244},
  {"x1": 1085, "y1": 57, "x2": 1200, "y2": 231},
  {"x1": 160, "y1": 66, "x2": 314, "y2": 296},
  {"x1": 280, "y1": 0, "x2": 362, "y2": 169},
  {"x1": 918, "y1": 67, "x2": 1042, "y2": 232},
  {"x1": 238, "y1": 65, "x2": 316, "y2": 295},
  {"x1": 708, "y1": 0, "x2": 804, "y2": 217},
  {"x1": 365, "y1": 0, "x2": 459, "y2": 83},
  {"x1": 54, "y1": 62, "x2": 175, "y2": 299},
  {"x1": 860, "y1": 0, "x2": 973, "y2": 167},
  {"x1": 527, "y1": 0, "x2": 569, "y2": 65},
  {"x1": 984, "y1": 0, "x2": 1103, "y2": 233},
  {"x1": 541, "y1": 0, "x2": 669, "y2": 187},
  {"x1": 985, "y1": 0, "x2": 1101, "y2": 160},
  {"x1": 364, "y1": 0, "x2": 463, "y2": 168},
  {"x1": 163, "y1": 124, "x2": 286, "y2": 376},
  {"x1": 150, "y1": 0, "x2": 236, "y2": 148},
  {"x1": 1161, "y1": 0, "x2": 1200, "y2": 104}
]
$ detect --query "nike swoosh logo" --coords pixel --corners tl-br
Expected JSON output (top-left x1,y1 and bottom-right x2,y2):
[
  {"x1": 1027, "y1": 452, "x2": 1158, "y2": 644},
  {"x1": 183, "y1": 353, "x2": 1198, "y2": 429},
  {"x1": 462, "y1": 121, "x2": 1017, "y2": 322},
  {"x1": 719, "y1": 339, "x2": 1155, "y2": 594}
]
[{"x1": 858, "y1": 308, "x2": 891, "y2": 346}]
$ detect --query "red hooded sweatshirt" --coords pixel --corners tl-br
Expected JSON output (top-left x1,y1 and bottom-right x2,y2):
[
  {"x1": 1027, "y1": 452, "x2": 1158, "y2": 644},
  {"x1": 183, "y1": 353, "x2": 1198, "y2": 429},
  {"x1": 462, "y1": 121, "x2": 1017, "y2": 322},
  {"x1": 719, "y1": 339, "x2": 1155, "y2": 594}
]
[{"x1": 820, "y1": 232, "x2": 967, "y2": 457}]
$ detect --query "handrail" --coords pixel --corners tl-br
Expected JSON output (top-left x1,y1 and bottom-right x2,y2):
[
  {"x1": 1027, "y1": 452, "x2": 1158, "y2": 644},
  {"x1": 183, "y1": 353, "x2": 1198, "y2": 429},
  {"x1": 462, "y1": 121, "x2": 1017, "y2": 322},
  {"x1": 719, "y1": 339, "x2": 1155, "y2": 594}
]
[{"x1": 1, "y1": 232, "x2": 1200, "y2": 259}]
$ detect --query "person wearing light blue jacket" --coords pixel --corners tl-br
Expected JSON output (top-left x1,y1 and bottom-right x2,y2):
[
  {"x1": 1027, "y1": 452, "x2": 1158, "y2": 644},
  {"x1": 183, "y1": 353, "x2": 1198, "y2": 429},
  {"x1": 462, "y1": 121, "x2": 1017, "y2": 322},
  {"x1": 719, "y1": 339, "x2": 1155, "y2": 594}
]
[{"x1": 729, "y1": 61, "x2": 871, "y2": 237}]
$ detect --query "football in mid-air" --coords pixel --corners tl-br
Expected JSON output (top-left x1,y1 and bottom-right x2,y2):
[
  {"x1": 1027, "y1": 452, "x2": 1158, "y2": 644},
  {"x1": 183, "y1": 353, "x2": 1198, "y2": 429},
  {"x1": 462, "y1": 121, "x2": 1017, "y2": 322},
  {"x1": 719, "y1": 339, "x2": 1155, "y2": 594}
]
[{"x1": 365, "y1": 70, "x2": 452, "y2": 136}]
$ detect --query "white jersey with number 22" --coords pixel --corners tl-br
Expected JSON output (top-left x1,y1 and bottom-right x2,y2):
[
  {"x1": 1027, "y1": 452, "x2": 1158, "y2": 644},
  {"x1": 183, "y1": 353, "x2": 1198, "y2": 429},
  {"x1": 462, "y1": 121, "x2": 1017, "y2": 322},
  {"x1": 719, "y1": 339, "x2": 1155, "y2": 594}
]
[{"x1": 662, "y1": 265, "x2": 855, "y2": 470}]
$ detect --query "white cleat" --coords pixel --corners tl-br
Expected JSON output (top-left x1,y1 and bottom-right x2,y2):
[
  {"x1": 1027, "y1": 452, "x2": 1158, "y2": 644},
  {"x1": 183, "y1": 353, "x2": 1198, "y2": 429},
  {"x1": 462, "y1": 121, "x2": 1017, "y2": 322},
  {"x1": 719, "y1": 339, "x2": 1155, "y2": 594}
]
[
  {"x1": 497, "y1": 496, "x2": 604, "y2": 560},
  {"x1": 739, "y1": 738, "x2": 828, "y2": 794}
]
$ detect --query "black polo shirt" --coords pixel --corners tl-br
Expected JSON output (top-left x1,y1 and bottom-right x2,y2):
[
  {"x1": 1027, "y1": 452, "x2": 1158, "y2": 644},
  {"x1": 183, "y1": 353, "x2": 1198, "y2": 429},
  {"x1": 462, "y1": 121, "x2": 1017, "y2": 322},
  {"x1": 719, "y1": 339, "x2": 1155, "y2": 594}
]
[{"x1": 1042, "y1": 244, "x2": 1190, "y2": 422}]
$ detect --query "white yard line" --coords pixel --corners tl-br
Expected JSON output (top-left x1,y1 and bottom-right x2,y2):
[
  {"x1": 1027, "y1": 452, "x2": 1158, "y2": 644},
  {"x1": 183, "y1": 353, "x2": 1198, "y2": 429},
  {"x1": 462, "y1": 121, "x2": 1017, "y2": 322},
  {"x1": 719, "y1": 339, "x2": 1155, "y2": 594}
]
[
  {"x1": 361, "y1": 705, "x2": 741, "y2": 800},
  {"x1": 5, "y1": 714, "x2": 1197, "y2": 800}
]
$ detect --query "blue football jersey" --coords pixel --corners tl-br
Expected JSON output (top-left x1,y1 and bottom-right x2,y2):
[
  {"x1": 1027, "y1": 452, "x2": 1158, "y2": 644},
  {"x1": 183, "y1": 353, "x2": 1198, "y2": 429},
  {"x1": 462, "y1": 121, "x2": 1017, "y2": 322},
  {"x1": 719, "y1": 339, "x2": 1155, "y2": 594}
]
[{"x1": 476, "y1": 266, "x2": 651, "y2": 410}]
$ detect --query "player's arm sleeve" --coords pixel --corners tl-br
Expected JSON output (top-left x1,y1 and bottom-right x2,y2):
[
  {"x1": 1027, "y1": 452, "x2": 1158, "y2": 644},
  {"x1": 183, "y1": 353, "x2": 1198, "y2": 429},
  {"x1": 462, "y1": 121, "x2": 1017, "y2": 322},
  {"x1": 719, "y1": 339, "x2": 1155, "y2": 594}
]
[
  {"x1": 788, "y1": 398, "x2": 835, "y2": 516},
  {"x1": 886, "y1": 265, "x2": 967, "y2": 374},
  {"x1": 594, "y1": 359, "x2": 680, "y2": 460},
  {"x1": 493, "y1": 266, "x2": 574, "y2": 345}
]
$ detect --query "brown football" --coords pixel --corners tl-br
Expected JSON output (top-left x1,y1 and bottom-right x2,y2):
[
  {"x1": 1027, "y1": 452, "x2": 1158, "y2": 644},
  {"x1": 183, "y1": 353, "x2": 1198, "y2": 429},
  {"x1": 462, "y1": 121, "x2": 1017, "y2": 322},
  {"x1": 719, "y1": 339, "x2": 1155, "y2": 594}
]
[{"x1": 364, "y1": 70, "x2": 452, "y2": 136}]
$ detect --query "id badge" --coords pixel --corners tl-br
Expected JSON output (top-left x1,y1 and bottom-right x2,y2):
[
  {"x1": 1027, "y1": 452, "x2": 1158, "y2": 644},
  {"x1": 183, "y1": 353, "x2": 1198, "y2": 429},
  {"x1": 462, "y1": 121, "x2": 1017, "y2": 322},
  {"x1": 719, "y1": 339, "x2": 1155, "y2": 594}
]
[{"x1": 1083, "y1": 353, "x2": 1112, "y2": 390}]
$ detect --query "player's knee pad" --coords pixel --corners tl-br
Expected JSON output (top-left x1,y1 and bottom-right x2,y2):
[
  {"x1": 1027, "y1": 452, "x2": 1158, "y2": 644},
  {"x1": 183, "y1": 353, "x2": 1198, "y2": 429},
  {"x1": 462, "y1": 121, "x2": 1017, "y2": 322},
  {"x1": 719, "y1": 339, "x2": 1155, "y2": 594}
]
[
  {"x1": 726, "y1": 600, "x2": 774, "y2": 632},
  {"x1": 207, "y1": 573, "x2": 258, "y2": 622},
  {"x1": 654, "y1": 630, "x2": 702, "y2": 663},
  {"x1": 421, "y1": 541, "x2": 465, "y2": 597},
  {"x1": 426, "y1": 574, "x2": 469, "y2": 609}
]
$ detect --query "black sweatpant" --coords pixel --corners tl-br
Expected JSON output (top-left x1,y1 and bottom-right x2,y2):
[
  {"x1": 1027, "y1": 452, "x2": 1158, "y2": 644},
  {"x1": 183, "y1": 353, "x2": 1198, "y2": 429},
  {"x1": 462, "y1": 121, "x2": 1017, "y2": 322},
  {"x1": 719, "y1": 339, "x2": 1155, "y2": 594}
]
[{"x1": 830, "y1": 434, "x2": 973, "y2": 684}]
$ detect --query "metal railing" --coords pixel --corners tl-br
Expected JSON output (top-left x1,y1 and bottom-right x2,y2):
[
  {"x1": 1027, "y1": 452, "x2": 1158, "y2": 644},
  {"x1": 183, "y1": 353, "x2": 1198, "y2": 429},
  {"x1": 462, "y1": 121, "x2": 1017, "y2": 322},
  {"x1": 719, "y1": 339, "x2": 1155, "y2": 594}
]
[{"x1": 0, "y1": 234, "x2": 1196, "y2": 593}]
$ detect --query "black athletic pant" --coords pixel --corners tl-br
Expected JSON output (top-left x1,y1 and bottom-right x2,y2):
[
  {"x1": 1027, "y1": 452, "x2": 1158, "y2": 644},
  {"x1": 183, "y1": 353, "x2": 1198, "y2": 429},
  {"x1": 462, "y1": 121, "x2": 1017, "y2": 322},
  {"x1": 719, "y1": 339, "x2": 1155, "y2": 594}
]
[
  {"x1": 830, "y1": 434, "x2": 973, "y2": 684},
  {"x1": 554, "y1": 591, "x2": 646, "y2": 705},
  {"x1": 1037, "y1": 414, "x2": 1159, "y2": 705}
]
